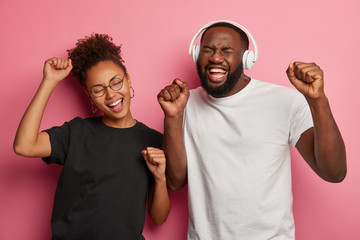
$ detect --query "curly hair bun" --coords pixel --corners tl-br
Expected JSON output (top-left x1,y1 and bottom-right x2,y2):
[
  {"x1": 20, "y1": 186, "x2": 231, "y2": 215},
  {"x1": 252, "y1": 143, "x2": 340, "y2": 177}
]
[{"x1": 67, "y1": 33, "x2": 126, "y2": 86}]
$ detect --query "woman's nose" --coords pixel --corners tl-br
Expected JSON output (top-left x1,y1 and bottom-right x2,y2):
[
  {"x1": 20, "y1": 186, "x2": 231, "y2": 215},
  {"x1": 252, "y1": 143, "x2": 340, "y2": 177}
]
[{"x1": 105, "y1": 85, "x2": 116, "y2": 98}]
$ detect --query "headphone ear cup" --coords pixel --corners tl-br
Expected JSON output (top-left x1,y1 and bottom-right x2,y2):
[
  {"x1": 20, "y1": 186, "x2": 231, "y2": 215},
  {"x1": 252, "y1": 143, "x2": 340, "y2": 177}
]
[
  {"x1": 242, "y1": 50, "x2": 255, "y2": 70},
  {"x1": 192, "y1": 45, "x2": 200, "y2": 63}
]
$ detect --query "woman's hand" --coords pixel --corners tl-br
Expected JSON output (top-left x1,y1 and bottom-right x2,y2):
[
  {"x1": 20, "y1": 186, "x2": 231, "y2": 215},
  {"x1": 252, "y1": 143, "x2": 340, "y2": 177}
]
[
  {"x1": 142, "y1": 147, "x2": 166, "y2": 182},
  {"x1": 43, "y1": 57, "x2": 73, "y2": 84}
]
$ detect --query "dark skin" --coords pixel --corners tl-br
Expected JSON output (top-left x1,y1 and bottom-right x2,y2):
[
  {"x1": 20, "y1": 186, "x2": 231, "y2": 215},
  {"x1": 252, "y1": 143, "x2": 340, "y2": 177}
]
[
  {"x1": 14, "y1": 58, "x2": 171, "y2": 225},
  {"x1": 197, "y1": 26, "x2": 250, "y2": 96},
  {"x1": 287, "y1": 62, "x2": 347, "y2": 182},
  {"x1": 158, "y1": 26, "x2": 346, "y2": 190}
]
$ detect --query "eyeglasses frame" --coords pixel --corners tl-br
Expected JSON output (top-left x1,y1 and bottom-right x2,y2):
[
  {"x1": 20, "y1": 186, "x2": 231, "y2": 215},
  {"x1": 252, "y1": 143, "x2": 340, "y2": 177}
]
[{"x1": 88, "y1": 73, "x2": 126, "y2": 98}]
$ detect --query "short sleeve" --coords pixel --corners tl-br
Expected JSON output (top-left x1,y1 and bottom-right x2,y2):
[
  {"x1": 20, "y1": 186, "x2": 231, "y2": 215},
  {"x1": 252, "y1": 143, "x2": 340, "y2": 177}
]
[
  {"x1": 289, "y1": 97, "x2": 314, "y2": 147},
  {"x1": 42, "y1": 121, "x2": 71, "y2": 165}
]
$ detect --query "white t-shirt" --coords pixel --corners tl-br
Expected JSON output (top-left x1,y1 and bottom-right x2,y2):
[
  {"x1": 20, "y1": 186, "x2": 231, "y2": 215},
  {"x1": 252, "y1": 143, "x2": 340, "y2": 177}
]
[{"x1": 184, "y1": 79, "x2": 313, "y2": 240}]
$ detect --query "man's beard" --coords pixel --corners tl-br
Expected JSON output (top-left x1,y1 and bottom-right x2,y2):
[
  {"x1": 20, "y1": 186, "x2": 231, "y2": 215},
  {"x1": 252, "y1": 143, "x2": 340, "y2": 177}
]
[{"x1": 196, "y1": 62, "x2": 243, "y2": 98}]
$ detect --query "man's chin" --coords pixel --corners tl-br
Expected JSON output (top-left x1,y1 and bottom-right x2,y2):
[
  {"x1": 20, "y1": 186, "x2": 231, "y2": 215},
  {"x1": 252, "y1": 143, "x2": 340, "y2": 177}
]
[
  {"x1": 201, "y1": 83, "x2": 226, "y2": 97},
  {"x1": 197, "y1": 63, "x2": 243, "y2": 97},
  {"x1": 206, "y1": 80, "x2": 226, "y2": 88}
]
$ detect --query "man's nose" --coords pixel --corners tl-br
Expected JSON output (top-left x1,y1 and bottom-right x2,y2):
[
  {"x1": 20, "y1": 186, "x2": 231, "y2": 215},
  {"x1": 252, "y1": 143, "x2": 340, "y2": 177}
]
[{"x1": 209, "y1": 50, "x2": 224, "y2": 63}]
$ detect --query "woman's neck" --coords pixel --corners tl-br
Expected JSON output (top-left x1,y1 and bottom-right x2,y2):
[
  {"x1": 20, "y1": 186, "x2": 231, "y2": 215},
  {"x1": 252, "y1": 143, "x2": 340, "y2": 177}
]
[{"x1": 101, "y1": 114, "x2": 136, "y2": 128}]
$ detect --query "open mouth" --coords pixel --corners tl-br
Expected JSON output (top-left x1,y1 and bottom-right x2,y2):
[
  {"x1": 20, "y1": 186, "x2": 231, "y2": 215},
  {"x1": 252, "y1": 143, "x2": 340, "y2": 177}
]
[
  {"x1": 107, "y1": 98, "x2": 123, "y2": 112},
  {"x1": 207, "y1": 66, "x2": 228, "y2": 83}
]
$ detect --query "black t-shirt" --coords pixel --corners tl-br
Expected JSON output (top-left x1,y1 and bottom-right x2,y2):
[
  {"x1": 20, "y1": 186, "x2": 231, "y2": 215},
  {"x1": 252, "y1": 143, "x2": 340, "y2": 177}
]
[{"x1": 43, "y1": 117, "x2": 162, "y2": 240}]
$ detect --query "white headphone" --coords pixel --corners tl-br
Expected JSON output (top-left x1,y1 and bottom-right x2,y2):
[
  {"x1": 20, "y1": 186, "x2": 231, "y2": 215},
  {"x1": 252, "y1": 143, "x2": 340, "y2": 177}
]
[{"x1": 189, "y1": 20, "x2": 258, "y2": 70}]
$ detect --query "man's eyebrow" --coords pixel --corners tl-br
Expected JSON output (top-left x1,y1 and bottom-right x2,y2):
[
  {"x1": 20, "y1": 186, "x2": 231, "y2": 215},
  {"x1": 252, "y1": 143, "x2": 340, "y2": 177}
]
[
  {"x1": 222, "y1": 46, "x2": 234, "y2": 50},
  {"x1": 202, "y1": 45, "x2": 234, "y2": 50},
  {"x1": 203, "y1": 45, "x2": 214, "y2": 49}
]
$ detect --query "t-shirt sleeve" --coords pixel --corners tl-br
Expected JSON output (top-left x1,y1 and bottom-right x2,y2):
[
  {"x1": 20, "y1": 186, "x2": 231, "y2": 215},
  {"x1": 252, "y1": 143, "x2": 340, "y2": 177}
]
[
  {"x1": 289, "y1": 95, "x2": 314, "y2": 147},
  {"x1": 42, "y1": 121, "x2": 71, "y2": 165}
]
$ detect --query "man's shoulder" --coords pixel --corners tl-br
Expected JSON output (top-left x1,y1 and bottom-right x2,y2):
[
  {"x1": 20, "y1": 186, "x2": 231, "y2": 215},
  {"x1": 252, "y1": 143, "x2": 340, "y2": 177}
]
[
  {"x1": 188, "y1": 87, "x2": 207, "y2": 102},
  {"x1": 189, "y1": 86, "x2": 204, "y2": 94},
  {"x1": 253, "y1": 78, "x2": 291, "y2": 89},
  {"x1": 252, "y1": 79, "x2": 301, "y2": 97}
]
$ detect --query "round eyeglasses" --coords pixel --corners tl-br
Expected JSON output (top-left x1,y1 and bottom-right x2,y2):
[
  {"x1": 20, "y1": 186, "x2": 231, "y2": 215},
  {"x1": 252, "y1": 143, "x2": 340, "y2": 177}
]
[{"x1": 89, "y1": 74, "x2": 125, "y2": 98}]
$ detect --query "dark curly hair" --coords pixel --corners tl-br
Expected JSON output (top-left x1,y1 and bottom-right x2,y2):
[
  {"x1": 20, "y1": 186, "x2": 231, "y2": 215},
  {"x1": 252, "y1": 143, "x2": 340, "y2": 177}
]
[{"x1": 67, "y1": 33, "x2": 127, "y2": 86}]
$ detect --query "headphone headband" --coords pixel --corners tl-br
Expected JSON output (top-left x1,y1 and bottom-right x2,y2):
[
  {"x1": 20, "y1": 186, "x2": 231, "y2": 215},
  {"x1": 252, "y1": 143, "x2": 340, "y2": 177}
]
[{"x1": 189, "y1": 20, "x2": 258, "y2": 70}]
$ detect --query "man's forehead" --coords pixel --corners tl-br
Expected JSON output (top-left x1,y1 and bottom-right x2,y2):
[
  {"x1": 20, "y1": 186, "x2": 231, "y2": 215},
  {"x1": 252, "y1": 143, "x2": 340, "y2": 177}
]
[{"x1": 201, "y1": 26, "x2": 241, "y2": 45}]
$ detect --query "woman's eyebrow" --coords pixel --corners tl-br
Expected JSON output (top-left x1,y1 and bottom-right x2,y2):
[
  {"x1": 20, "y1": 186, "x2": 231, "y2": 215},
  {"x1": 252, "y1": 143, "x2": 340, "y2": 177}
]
[{"x1": 109, "y1": 74, "x2": 120, "y2": 81}]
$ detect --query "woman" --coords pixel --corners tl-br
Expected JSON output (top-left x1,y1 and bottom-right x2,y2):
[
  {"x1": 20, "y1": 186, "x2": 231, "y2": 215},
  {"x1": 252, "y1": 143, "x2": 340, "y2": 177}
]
[{"x1": 13, "y1": 33, "x2": 170, "y2": 239}]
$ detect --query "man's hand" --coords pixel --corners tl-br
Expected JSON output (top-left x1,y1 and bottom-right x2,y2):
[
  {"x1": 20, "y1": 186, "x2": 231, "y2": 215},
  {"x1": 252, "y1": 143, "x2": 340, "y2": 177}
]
[
  {"x1": 286, "y1": 62, "x2": 325, "y2": 100},
  {"x1": 157, "y1": 79, "x2": 190, "y2": 118}
]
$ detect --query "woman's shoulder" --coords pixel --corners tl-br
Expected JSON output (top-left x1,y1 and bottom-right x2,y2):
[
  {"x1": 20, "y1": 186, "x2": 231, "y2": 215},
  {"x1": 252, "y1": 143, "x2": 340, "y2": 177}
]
[
  {"x1": 67, "y1": 116, "x2": 100, "y2": 123},
  {"x1": 135, "y1": 121, "x2": 162, "y2": 135},
  {"x1": 63, "y1": 116, "x2": 102, "y2": 131},
  {"x1": 134, "y1": 121, "x2": 162, "y2": 148}
]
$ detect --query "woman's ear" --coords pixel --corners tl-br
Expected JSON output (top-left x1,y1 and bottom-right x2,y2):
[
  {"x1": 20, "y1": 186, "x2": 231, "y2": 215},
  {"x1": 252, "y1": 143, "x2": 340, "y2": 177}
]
[
  {"x1": 126, "y1": 73, "x2": 131, "y2": 88},
  {"x1": 84, "y1": 86, "x2": 91, "y2": 99},
  {"x1": 83, "y1": 86, "x2": 98, "y2": 114}
]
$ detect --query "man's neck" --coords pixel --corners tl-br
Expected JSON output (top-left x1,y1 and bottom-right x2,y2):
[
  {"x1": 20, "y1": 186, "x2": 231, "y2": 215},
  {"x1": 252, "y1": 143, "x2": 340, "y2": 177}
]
[{"x1": 220, "y1": 74, "x2": 251, "y2": 97}]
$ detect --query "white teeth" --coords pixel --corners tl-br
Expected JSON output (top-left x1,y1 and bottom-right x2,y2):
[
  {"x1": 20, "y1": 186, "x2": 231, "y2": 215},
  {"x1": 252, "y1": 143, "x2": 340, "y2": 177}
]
[
  {"x1": 109, "y1": 99, "x2": 122, "y2": 107},
  {"x1": 209, "y1": 68, "x2": 226, "y2": 73}
]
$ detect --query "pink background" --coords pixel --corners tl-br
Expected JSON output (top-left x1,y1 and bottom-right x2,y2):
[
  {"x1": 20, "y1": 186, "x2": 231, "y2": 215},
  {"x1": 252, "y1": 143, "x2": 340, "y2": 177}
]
[{"x1": 1, "y1": 0, "x2": 359, "y2": 239}]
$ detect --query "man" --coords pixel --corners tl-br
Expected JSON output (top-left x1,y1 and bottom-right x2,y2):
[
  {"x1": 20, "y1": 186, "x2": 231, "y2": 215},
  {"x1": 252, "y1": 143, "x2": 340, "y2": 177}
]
[{"x1": 158, "y1": 21, "x2": 346, "y2": 239}]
